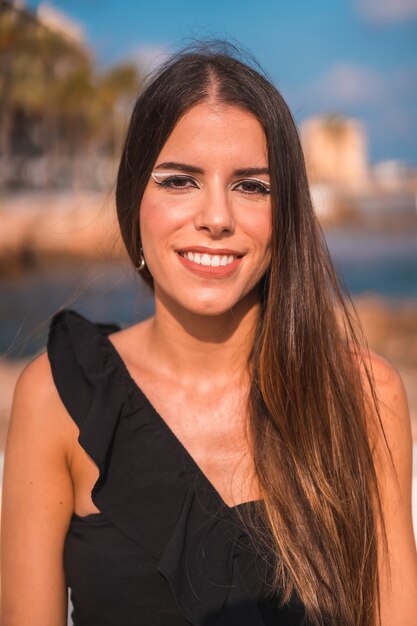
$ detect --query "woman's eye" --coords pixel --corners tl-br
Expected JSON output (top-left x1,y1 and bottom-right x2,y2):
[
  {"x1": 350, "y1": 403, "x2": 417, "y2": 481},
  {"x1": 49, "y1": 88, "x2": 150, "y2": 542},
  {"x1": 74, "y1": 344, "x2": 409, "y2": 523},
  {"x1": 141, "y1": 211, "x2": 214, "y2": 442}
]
[
  {"x1": 154, "y1": 175, "x2": 200, "y2": 190},
  {"x1": 233, "y1": 179, "x2": 270, "y2": 196}
]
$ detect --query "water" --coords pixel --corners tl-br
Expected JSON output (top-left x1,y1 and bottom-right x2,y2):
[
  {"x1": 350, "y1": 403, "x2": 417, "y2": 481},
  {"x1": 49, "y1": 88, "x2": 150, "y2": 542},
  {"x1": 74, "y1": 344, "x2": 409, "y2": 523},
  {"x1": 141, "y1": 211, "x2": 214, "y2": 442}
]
[
  {"x1": 325, "y1": 227, "x2": 417, "y2": 298},
  {"x1": 0, "y1": 259, "x2": 154, "y2": 359},
  {"x1": 0, "y1": 227, "x2": 416, "y2": 359}
]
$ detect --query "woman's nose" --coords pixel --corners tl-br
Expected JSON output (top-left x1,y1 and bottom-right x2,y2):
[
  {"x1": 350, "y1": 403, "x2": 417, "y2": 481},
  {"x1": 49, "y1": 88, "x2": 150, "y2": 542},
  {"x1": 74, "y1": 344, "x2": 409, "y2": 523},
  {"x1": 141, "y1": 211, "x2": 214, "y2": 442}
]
[{"x1": 194, "y1": 184, "x2": 235, "y2": 237}]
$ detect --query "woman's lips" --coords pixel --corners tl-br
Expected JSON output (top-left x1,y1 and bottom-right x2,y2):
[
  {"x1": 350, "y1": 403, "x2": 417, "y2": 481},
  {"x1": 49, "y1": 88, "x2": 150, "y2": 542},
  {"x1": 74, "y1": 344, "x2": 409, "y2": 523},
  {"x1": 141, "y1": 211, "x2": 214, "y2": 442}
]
[{"x1": 176, "y1": 251, "x2": 243, "y2": 278}]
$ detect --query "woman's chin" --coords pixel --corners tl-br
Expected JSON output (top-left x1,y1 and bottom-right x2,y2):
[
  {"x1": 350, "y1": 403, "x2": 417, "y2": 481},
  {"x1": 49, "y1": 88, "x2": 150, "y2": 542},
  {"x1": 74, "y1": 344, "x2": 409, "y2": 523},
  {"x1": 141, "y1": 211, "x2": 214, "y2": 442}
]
[
  {"x1": 177, "y1": 299, "x2": 240, "y2": 318},
  {"x1": 160, "y1": 290, "x2": 261, "y2": 320}
]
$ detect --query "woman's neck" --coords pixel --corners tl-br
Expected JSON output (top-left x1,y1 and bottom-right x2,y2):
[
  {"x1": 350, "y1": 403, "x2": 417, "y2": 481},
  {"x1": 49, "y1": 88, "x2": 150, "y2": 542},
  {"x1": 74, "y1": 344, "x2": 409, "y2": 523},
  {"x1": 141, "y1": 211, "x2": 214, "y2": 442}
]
[{"x1": 143, "y1": 288, "x2": 260, "y2": 389}]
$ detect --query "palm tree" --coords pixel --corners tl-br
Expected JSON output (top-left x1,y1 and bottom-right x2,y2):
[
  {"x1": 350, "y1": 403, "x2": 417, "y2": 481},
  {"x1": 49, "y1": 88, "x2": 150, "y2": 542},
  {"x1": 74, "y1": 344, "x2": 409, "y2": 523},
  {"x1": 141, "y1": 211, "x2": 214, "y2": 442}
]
[{"x1": 0, "y1": 1, "x2": 142, "y2": 189}]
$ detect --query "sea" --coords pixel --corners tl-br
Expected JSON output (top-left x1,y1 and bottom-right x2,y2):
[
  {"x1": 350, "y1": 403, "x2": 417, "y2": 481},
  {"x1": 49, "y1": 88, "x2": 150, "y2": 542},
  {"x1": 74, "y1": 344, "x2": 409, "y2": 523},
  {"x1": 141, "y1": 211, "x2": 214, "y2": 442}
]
[{"x1": 0, "y1": 226, "x2": 416, "y2": 360}]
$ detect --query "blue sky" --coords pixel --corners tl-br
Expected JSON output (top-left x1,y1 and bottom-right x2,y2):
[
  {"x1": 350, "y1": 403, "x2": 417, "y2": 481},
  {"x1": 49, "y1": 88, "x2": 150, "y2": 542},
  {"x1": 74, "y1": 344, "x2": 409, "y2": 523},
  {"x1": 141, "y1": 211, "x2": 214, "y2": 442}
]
[{"x1": 27, "y1": 0, "x2": 417, "y2": 165}]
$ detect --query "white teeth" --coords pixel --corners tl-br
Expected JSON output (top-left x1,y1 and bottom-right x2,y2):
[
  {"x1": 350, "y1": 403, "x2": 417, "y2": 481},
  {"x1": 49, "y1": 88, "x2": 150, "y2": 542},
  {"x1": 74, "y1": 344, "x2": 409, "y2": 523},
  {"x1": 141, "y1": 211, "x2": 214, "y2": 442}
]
[{"x1": 181, "y1": 251, "x2": 238, "y2": 266}]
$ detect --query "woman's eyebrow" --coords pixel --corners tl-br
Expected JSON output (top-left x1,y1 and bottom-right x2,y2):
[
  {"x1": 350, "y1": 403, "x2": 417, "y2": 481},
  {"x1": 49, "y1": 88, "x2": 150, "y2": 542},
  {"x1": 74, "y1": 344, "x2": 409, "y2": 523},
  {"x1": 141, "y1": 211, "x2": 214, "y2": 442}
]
[
  {"x1": 234, "y1": 167, "x2": 269, "y2": 177},
  {"x1": 154, "y1": 162, "x2": 204, "y2": 174},
  {"x1": 154, "y1": 162, "x2": 269, "y2": 177}
]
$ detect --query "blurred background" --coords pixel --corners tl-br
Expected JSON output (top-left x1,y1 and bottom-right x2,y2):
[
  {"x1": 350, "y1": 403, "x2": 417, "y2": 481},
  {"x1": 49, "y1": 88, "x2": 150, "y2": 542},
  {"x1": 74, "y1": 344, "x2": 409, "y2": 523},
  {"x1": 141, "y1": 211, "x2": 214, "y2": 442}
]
[{"x1": 0, "y1": 0, "x2": 416, "y2": 533}]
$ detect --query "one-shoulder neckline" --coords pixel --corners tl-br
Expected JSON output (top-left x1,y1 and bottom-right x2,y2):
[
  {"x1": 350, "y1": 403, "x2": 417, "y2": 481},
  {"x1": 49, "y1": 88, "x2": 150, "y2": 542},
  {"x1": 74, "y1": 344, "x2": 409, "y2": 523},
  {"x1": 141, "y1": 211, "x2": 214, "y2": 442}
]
[{"x1": 72, "y1": 310, "x2": 262, "y2": 513}]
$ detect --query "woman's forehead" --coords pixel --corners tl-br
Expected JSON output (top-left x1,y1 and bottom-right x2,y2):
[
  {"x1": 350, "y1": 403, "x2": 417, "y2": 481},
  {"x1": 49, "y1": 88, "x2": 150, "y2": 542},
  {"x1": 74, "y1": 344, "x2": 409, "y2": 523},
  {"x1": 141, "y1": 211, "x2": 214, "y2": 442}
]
[{"x1": 156, "y1": 102, "x2": 268, "y2": 170}]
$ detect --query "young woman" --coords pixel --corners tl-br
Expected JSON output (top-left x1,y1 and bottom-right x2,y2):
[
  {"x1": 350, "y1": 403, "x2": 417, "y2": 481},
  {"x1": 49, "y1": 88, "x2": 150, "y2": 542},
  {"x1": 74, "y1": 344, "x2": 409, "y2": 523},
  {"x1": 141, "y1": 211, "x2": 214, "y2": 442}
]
[{"x1": 1, "y1": 43, "x2": 417, "y2": 626}]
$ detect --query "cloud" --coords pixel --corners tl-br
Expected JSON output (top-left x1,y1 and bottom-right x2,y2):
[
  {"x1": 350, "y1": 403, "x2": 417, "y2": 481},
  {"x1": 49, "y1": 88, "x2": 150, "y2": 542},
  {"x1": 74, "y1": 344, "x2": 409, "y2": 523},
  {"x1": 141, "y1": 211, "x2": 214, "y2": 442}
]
[
  {"x1": 129, "y1": 44, "x2": 172, "y2": 77},
  {"x1": 304, "y1": 63, "x2": 386, "y2": 108},
  {"x1": 289, "y1": 61, "x2": 417, "y2": 162},
  {"x1": 354, "y1": 0, "x2": 417, "y2": 23}
]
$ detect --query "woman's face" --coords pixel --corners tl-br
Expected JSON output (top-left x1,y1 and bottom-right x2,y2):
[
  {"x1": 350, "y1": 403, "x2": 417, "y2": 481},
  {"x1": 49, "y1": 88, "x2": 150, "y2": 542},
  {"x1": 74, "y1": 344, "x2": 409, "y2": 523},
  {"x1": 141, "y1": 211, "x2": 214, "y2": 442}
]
[{"x1": 139, "y1": 102, "x2": 272, "y2": 316}]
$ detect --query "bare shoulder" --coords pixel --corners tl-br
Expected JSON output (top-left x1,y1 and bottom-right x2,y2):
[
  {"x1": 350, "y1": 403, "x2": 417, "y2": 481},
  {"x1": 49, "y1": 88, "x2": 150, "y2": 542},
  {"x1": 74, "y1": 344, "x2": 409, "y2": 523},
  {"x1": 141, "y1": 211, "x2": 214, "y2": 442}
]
[
  {"x1": 345, "y1": 342, "x2": 412, "y2": 496},
  {"x1": 349, "y1": 346, "x2": 411, "y2": 447},
  {"x1": 2, "y1": 349, "x2": 75, "y2": 532},
  {"x1": 350, "y1": 350, "x2": 417, "y2": 622},
  {"x1": 363, "y1": 347, "x2": 406, "y2": 391},
  {"x1": 349, "y1": 342, "x2": 403, "y2": 387},
  {"x1": 360, "y1": 350, "x2": 417, "y2": 620},
  {"x1": 7, "y1": 350, "x2": 77, "y2": 461},
  {"x1": 1, "y1": 352, "x2": 75, "y2": 624},
  {"x1": 14, "y1": 350, "x2": 56, "y2": 400}
]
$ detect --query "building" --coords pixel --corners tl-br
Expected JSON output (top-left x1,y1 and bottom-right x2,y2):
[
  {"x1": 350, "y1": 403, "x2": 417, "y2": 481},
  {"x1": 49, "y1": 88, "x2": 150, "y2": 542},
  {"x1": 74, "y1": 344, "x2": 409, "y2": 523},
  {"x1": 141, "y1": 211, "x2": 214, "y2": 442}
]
[{"x1": 300, "y1": 114, "x2": 368, "y2": 190}]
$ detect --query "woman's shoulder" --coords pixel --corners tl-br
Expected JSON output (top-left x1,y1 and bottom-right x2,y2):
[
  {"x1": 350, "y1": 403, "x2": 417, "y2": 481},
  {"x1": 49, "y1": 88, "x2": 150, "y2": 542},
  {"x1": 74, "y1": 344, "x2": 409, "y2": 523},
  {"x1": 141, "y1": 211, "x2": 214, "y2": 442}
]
[
  {"x1": 9, "y1": 350, "x2": 78, "y2": 461},
  {"x1": 358, "y1": 347, "x2": 409, "y2": 425},
  {"x1": 345, "y1": 342, "x2": 412, "y2": 475},
  {"x1": 362, "y1": 347, "x2": 402, "y2": 386},
  {"x1": 353, "y1": 353, "x2": 417, "y2": 620},
  {"x1": 14, "y1": 350, "x2": 63, "y2": 412},
  {"x1": 352, "y1": 345, "x2": 413, "y2": 492},
  {"x1": 347, "y1": 343, "x2": 408, "y2": 412}
]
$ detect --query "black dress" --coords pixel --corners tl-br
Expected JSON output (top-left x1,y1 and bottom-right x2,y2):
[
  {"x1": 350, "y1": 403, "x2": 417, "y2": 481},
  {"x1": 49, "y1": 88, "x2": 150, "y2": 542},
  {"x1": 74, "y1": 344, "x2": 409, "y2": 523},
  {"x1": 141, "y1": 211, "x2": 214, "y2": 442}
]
[{"x1": 47, "y1": 309, "x2": 307, "y2": 626}]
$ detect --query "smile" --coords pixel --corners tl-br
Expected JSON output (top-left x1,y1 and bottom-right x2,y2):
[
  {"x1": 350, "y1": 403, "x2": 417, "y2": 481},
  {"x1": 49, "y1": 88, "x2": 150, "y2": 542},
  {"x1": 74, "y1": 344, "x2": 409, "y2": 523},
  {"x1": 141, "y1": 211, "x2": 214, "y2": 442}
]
[
  {"x1": 178, "y1": 251, "x2": 238, "y2": 267},
  {"x1": 176, "y1": 249, "x2": 244, "y2": 278}
]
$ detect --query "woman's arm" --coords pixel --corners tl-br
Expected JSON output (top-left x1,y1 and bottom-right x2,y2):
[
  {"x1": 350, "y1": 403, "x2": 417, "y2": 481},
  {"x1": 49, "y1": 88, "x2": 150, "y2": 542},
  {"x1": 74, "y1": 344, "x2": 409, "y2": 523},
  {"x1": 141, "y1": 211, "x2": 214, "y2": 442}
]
[
  {"x1": 365, "y1": 351, "x2": 417, "y2": 625},
  {"x1": 1, "y1": 352, "x2": 74, "y2": 625}
]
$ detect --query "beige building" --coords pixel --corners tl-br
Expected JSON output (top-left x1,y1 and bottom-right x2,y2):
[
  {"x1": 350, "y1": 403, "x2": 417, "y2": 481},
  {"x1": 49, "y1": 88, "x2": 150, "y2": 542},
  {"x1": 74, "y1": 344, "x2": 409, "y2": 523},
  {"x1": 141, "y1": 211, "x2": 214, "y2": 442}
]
[{"x1": 300, "y1": 115, "x2": 368, "y2": 190}]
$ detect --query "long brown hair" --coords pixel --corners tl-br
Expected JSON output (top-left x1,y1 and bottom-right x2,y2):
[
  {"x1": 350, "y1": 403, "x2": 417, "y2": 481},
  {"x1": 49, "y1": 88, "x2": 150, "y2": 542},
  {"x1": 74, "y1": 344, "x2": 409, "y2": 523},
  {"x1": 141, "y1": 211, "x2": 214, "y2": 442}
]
[{"x1": 116, "y1": 41, "x2": 386, "y2": 625}]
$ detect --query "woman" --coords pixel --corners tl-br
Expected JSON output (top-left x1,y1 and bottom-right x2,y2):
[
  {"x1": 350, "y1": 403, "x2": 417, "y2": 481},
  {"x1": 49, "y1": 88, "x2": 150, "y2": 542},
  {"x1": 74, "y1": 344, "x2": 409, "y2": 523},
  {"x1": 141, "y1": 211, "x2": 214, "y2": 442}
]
[{"x1": 1, "y1": 43, "x2": 416, "y2": 626}]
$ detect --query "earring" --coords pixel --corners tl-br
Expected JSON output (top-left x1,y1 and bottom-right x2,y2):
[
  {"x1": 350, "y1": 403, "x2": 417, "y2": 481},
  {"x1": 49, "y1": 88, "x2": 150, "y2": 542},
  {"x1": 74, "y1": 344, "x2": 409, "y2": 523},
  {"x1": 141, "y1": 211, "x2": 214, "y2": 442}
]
[{"x1": 136, "y1": 245, "x2": 146, "y2": 272}]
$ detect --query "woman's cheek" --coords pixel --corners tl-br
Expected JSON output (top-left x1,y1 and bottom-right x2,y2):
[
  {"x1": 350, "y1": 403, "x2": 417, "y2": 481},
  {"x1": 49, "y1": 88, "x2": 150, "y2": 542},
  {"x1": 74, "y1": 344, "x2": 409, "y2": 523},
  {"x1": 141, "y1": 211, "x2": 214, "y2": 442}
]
[{"x1": 140, "y1": 195, "x2": 191, "y2": 236}]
